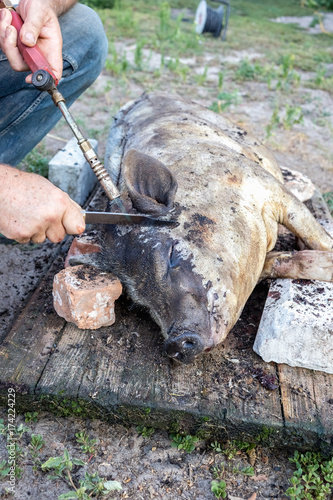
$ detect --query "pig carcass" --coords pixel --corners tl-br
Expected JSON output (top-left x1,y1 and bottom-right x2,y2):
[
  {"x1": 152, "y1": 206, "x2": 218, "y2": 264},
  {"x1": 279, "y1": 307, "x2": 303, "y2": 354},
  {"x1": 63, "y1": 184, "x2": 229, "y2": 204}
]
[{"x1": 86, "y1": 93, "x2": 333, "y2": 364}]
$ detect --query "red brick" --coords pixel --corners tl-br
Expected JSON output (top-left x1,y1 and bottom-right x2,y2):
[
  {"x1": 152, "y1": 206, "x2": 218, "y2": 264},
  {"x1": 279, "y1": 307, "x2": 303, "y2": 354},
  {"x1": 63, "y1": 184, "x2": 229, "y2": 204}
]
[
  {"x1": 65, "y1": 232, "x2": 101, "y2": 268},
  {"x1": 53, "y1": 265, "x2": 122, "y2": 329}
]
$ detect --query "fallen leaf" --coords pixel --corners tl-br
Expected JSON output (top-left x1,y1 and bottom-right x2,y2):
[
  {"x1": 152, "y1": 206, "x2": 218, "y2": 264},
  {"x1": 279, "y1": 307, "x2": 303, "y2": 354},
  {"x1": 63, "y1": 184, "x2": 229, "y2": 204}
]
[
  {"x1": 248, "y1": 448, "x2": 256, "y2": 466},
  {"x1": 251, "y1": 474, "x2": 268, "y2": 481},
  {"x1": 247, "y1": 494, "x2": 257, "y2": 500}
]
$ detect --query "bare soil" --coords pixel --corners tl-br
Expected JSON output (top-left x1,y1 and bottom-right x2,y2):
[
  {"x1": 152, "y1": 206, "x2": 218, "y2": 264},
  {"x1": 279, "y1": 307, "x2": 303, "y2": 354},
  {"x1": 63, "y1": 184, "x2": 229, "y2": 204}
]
[
  {"x1": 1, "y1": 13, "x2": 333, "y2": 500},
  {"x1": 0, "y1": 410, "x2": 296, "y2": 500}
]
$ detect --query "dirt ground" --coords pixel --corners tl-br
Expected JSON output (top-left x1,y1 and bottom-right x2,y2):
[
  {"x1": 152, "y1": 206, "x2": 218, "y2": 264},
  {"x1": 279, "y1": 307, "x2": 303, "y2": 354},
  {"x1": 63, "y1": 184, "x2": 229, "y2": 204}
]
[
  {"x1": 1, "y1": 12, "x2": 333, "y2": 500},
  {"x1": 0, "y1": 410, "x2": 297, "y2": 500}
]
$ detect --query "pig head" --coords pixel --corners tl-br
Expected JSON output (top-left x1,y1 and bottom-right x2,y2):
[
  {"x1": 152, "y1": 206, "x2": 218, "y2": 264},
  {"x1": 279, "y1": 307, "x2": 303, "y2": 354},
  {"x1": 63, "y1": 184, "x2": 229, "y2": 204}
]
[
  {"x1": 94, "y1": 93, "x2": 333, "y2": 364},
  {"x1": 100, "y1": 150, "x2": 212, "y2": 364}
]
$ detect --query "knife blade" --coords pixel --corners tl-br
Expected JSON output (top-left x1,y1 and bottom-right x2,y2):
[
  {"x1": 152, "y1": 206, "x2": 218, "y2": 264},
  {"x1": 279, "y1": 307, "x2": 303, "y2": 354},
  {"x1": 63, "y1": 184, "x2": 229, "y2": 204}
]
[{"x1": 82, "y1": 211, "x2": 175, "y2": 226}]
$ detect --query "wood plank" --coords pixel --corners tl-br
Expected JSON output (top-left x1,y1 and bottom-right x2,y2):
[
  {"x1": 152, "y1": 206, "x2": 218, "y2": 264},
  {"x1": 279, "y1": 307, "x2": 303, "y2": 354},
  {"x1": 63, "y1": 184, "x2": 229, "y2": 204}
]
[
  {"x1": 0, "y1": 252, "x2": 66, "y2": 399},
  {"x1": 2, "y1": 253, "x2": 329, "y2": 449},
  {"x1": 312, "y1": 370, "x2": 333, "y2": 450},
  {"x1": 278, "y1": 364, "x2": 333, "y2": 450},
  {"x1": 201, "y1": 282, "x2": 283, "y2": 443},
  {"x1": 34, "y1": 324, "x2": 92, "y2": 398},
  {"x1": 37, "y1": 282, "x2": 284, "y2": 443},
  {"x1": 37, "y1": 296, "x2": 206, "y2": 428}
]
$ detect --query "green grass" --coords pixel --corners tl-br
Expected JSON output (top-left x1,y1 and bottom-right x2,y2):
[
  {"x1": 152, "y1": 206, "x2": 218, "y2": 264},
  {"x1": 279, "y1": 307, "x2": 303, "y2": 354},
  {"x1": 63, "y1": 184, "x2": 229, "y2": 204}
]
[
  {"x1": 81, "y1": 0, "x2": 115, "y2": 8},
  {"x1": 226, "y1": 1, "x2": 333, "y2": 71},
  {"x1": 19, "y1": 145, "x2": 50, "y2": 178},
  {"x1": 323, "y1": 192, "x2": 333, "y2": 215},
  {"x1": 210, "y1": 91, "x2": 241, "y2": 113},
  {"x1": 94, "y1": 0, "x2": 333, "y2": 98}
]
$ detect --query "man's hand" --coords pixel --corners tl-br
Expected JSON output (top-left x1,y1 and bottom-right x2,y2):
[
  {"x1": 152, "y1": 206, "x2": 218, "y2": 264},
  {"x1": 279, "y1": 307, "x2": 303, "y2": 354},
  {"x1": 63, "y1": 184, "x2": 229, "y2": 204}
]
[
  {"x1": 0, "y1": 164, "x2": 85, "y2": 244},
  {"x1": 0, "y1": 0, "x2": 77, "y2": 83}
]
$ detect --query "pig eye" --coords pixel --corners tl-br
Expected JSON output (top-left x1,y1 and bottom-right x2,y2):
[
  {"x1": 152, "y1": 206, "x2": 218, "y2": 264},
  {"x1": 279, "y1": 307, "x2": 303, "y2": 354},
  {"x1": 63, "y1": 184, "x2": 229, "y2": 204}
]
[{"x1": 168, "y1": 244, "x2": 181, "y2": 269}]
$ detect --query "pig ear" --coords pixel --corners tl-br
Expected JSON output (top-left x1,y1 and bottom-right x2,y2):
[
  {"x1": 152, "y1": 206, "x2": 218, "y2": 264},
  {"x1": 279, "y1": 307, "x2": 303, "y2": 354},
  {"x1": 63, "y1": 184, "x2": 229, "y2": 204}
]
[{"x1": 123, "y1": 149, "x2": 178, "y2": 216}]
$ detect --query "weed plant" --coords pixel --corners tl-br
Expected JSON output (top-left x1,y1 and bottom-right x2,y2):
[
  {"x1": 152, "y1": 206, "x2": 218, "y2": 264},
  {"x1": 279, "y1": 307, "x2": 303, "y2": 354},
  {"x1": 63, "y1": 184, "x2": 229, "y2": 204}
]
[
  {"x1": 136, "y1": 425, "x2": 155, "y2": 438},
  {"x1": 210, "y1": 91, "x2": 241, "y2": 113},
  {"x1": 235, "y1": 59, "x2": 271, "y2": 82},
  {"x1": 134, "y1": 39, "x2": 146, "y2": 69},
  {"x1": 0, "y1": 417, "x2": 121, "y2": 498},
  {"x1": 75, "y1": 431, "x2": 97, "y2": 455},
  {"x1": 265, "y1": 103, "x2": 304, "y2": 139},
  {"x1": 285, "y1": 451, "x2": 333, "y2": 499},
  {"x1": 194, "y1": 66, "x2": 208, "y2": 85},
  {"x1": 25, "y1": 411, "x2": 39, "y2": 423},
  {"x1": 323, "y1": 192, "x2": 333, "y2": 215},
  {"x1": 104, "y1": 44, "x2": 129, "y2": 76},
  {"x1": 301, "y1": 0, "x2": 333, "y2": 8},
  {"x1": 170, "y1": 432, "x2": 199, "y2": 453},
  {"x1": 42, "y1": 449, "x2": 122, "y2": 499},
  {"x1": 211, "y1": 479, "x2": 227, "y2": 498}
]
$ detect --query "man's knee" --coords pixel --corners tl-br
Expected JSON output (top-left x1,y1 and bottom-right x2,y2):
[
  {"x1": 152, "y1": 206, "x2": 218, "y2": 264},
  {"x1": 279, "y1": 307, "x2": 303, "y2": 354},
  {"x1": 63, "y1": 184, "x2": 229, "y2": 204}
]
[{"x1": 60, "y1": 4, "x2": 108, "y2": 83}]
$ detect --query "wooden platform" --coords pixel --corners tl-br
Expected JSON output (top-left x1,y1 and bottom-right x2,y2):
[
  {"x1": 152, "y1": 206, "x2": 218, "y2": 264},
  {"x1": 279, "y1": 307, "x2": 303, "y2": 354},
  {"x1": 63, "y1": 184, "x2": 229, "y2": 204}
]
[{"x1": 0, "y1": 191, "x2": 332, "y2": 452}]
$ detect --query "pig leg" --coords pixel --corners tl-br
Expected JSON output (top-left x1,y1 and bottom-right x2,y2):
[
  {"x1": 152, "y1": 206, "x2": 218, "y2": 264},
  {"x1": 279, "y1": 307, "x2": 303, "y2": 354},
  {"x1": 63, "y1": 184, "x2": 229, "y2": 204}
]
[
  {"x1": 260, "y1": 250, "x2": 333, "y2": 282},
  {"x1": 274, "y1": 187, "x2": 333, "y2": 251}
]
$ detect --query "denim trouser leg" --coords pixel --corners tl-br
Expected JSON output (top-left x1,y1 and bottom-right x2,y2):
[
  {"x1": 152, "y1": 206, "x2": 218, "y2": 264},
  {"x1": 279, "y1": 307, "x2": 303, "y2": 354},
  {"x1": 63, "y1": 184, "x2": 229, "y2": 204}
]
[{"x1": 0, "y1": 4, "x2": 108, "y2": 166}]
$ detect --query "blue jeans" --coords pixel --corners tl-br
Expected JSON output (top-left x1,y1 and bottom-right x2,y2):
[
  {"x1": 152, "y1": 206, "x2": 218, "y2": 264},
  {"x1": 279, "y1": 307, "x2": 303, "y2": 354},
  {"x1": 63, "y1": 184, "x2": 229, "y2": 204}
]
[{"x1": 0, "y1": 3, "x2": 108, "y2": 165}]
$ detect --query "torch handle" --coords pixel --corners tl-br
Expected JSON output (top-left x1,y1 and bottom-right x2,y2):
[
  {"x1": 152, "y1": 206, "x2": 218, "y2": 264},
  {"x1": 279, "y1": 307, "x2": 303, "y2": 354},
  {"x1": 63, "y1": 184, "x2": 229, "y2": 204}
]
[{"x1": 10, "y1": 10, "x2": 58, "y2": 86}]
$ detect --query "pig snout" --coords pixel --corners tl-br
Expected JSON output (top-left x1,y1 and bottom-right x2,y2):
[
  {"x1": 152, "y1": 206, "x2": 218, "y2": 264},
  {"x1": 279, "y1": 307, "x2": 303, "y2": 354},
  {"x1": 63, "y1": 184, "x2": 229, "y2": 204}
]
[{"x1": 164, "y1": 330, "x2": 205, "y2": 364}]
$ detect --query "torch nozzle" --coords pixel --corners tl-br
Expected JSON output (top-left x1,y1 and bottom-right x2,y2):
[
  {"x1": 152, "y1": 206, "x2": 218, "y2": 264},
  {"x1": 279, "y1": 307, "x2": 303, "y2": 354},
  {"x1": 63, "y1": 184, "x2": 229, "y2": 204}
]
[{"x1": 48, "y1": 86, "x2": 125, "y2": 207}]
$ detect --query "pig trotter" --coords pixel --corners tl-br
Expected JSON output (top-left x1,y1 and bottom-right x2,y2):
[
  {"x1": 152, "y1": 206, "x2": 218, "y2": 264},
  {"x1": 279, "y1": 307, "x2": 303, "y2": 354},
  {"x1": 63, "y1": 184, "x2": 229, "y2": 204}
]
[{"x1": 164, "y1": 331, "x2": 205, "y2": 364}]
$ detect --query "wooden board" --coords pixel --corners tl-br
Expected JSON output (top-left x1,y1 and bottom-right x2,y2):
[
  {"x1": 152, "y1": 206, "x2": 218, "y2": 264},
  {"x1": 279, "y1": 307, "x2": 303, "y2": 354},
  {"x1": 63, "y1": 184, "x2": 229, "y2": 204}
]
[
  {"x1": 0, "y1": 191, "x2": 332, "y2": 451},
  {"x1": 279, "y1": 364, "x2": 333, "y2": 452},
  {"x1": 0, "y1": 252, "x2": 66, "y2": 398}
]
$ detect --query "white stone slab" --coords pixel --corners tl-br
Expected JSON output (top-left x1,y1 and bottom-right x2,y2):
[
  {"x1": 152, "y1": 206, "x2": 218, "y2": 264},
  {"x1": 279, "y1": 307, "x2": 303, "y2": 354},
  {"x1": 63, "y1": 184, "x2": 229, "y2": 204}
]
[
  {"x1": 253, "y1": 220, "x2": 333, "y2": 373},
  {"x1": 48, "y1": 137, "x2": 98, "y2": 205}
]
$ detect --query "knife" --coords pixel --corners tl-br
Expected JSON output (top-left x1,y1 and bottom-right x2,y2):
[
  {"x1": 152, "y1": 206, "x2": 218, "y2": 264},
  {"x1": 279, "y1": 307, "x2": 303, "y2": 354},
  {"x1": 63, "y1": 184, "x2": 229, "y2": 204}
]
[{"x1": 82, "y1": 211, "x2": 175, "y2": 226}]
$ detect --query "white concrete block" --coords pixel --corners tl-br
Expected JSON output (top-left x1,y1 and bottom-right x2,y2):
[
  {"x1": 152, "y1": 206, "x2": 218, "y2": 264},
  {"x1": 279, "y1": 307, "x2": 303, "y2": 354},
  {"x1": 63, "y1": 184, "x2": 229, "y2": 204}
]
[
  {"x1": 253, "y1": 279, "x2": 333, "y2": 373},
  {"x1": 253, "y1": 220, "x2": 333, "y2": 373},
  {"x1": 48, "y1": 137, "x2": 98, "y2": 205},
  {"x1": 280, "y1": 166, "x2": 315, "y2": 202}
]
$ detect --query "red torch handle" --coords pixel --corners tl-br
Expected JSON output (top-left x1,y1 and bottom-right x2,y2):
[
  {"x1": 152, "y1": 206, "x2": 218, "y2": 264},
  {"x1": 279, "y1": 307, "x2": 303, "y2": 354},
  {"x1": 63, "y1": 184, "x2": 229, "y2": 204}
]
[{"x1": 11, "y1": 10, "x2": 58, "y2": 86}]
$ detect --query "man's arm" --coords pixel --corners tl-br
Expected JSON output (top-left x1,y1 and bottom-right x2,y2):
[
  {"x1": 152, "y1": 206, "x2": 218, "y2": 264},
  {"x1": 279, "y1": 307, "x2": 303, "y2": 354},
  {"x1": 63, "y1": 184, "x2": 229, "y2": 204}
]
[
  {"x1": 0, "y1": 1, "x2": 87, "y2": 243},
  {"x1": 0, "y1": 0, "x2": 78, "y2": 82},
  {"x1": 0, "y1": 164, "x2": 85, "y2": 244}
]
